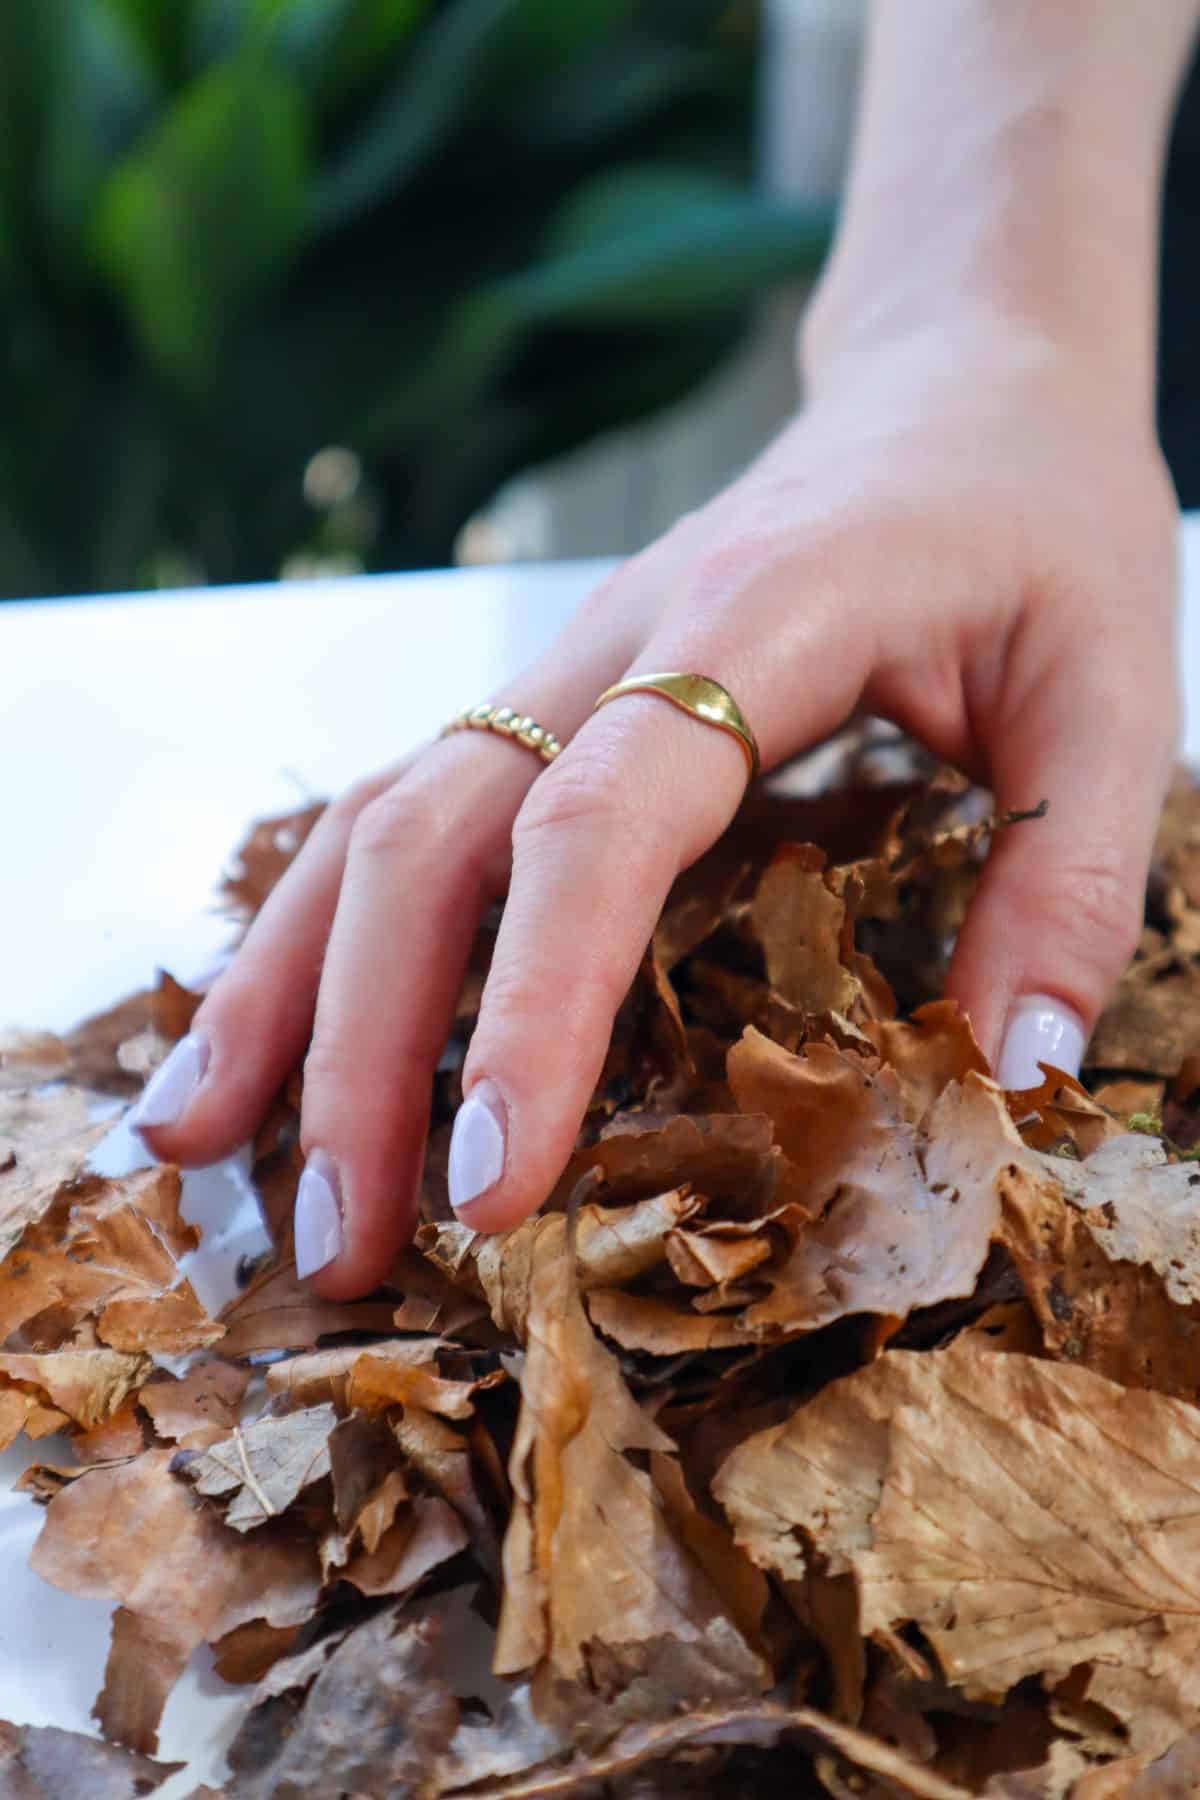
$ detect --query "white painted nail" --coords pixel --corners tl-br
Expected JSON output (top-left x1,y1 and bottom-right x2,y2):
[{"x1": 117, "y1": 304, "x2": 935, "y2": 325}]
[
  {"x1": 129, "y1": 1033, "x2": 210, "y2": 1131},
  {"x1": 996, "y1": 994, "x2": 1086, "y2": 1090},
  {"x1": 294, "y1": 1150, "x2": 343, "y2": 1279},
  {"x1": 448, "y1": 1080, "x2": 507, "y2": 1214}
]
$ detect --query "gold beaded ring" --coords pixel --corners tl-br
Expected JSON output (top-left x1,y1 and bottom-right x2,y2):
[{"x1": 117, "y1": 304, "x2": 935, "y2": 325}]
[{"x1": 441, "y1": 702, "x2": 562, "y2": 766}]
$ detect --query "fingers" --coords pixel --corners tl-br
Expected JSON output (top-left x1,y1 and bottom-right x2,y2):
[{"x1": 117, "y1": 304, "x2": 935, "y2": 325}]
[
  {"x1": 946, "y1": 634, "x2": 1180, "y2": 1085},
  {"x1": 446, "y1": 587, "x2": 868, "y2": 1233},
  {"x1": 293, "y1": 620, "x2": 653, "y2": 1296},
  {"x1": 131, "y1": 762, "x2": 405, "y2": 1162}
]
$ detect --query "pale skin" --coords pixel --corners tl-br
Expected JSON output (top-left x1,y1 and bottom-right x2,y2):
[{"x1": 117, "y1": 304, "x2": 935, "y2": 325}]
[{"x1": 138, "y1": 0, "x2": 1196, "y2": 1295}]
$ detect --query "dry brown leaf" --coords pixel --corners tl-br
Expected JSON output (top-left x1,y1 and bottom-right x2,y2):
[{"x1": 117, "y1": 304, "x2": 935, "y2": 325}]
[
  {"x1": 749, "y1": 843, "x2": 861, "y2": 1015},
  {"x1": 728, "y1": 1033, "x2": 1018, "y2": 1334},
  {"x1": 224, "y1": 1606, "x2": 458, "y2": 1800},
  {"x1": 342, "y1": 1493, "x2": 470, "y2": 1596},
  {"x1": 865, "y1": 1000, "x2": 990, "y2": 1119},
  {"x1": 57, "y1": 972, "x2": 200, "y2": 1096},
  {"x1": 393, "y1": 1404, "x2": 502, "y2": 1577},
  {"x1": 548, "y1": 1112, "x2": 780, "y2": 1213},
  {"x1": 0, "y1": 1164, "x2": 219, "y2": 1355},
  {"x1": 1087, "y1": 954, "x2": 1200, "y2": 1076},
  {"x1": 422, "y1": 1191, "x2": 701, "y2": 1326},
  {"x1": 30, "y1": 1449, "x2": 320, "y2": 1754},
  {"x1": 1069, "y1": 1728, "x2": 1200, "y2": 1797},
  {"x1": 1050, "y1": 1134, "x2": 1200, "y2": 1308},
  {"x1": 139, "y1": 1359, "x2": 249, "y2": 1448},
  {"x1": 0, "y1": 1085, "x2": 108, "y2": 1259},
  {"x1": 0, "y1": 1348, "x2": 150, "y2": 1439},
  {"x1": 442, "y1": 1703, "x2": 971, "y2": 1798},
  {"x1": 486, "y1": 1209, "x2": 767, "y2": 1711},
  {"x1": 346, "y1": 1349, "x2": 506, "y2": 1419},
  {"x1": 263, "y1": 1336, "x2": 448, "y2": 1410},
  {"x1": 998, "y1": 1162, "x2": 1200, "y2": 1397},
  {"x1": 220, "y1": 801, "x2": 326, "y2": 926},
  {"x1": 172, "y1": 1402, "x2": 337, "y2": 1530},
  {"x1": 0, "y1": 1718, "x2": 182, "y2": 1797},
  {"x1": 585, "y1": 1288, "x2": 747, "y2": 1353},
  {"x1": 1006, "y1": 1069, "x2": 1121, "y2": 1157},
  {"x1": 216, "y1": 1253, "x2": 397, "y2": 1356},
  {"x1": 717, "y1": 1339, "x2": 1200, "y2": 1757}
]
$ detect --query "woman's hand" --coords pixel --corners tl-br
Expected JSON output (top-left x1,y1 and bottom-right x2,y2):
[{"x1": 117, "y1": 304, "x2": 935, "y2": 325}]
[{"x1": 133, "y1": 303, "x2": 1179, "y2": 1295}]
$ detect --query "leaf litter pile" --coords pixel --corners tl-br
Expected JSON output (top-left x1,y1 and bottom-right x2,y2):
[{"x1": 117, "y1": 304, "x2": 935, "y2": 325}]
[{"x1": 6, "y1": 752, "x2": 1200, "y2": 1798}]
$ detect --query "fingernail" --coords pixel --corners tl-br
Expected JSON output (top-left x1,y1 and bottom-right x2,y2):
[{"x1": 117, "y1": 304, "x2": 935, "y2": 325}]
[
  {"x1": 295, "y1": 1150, "x2": 343, "y2": 1279},
  {"x1": 448, "y1": 1080, "x2": 507, "y2": 1214},
  {"x1": 129, "y1": 1033, "x2": 210, "y2": 1131},
  {"x1": 996, "y1": 994, "x2": 1086, "y2": 1090}
]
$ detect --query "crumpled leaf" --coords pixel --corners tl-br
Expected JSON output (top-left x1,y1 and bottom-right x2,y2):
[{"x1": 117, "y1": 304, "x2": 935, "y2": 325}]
[
  {"x1": 549, "y1": 1111, "x2": 783, "y2": 1213},
  {"x1": 262, "y1": 1336, "x2": 439, "y2": 1405},
  {"x1": 748, "y1": 842, "x2": 893, "y2": 1023},
  {"x1": 480, "y1": 1209, "x2": 768, "y2": 1714},
  {"x1": 31, "y1": 1450, "x2": 320, "y2": 1755},
  {"x1": 0, "y1": 1348, "x2": 150, "y2": 1445},
  {"x1": 0, "y1": 1719, "x2": 182, "y2": 1798},
  {"x1": 998, "y1": 1160, "x2": 1200, "y2": 1397},
  {"x1": 0, "y1": 1163, "x2": 219, "y2": 1355},
  {"x1": 172, "y1": 1402, "x2": 337, "y2": 1531},
  {"x1": 1050, "y1": 1133, "x2": 1200, "y2": 1307},
  {"x1": 0, "y1": 1085, "x2": 108, "y2": 1258},
  {"x1": 220, "y1": 802, "x2": 326, "y2": 928},
  {"x1": 727, "y1": 1033, "x2": 1018, "y2": 1334},
  {"x1": 716, "y1": 1339, "x2": 1200, "y2": 1756},
  {"x1": 225, "y1": 1606, "x2": 458, "y2": 1800}
]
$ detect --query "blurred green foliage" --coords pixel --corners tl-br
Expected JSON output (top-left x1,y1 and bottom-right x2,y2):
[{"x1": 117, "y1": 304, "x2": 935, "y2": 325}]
[{"x1": 0, "y1": 0, "x2": 829, "y2": 598}]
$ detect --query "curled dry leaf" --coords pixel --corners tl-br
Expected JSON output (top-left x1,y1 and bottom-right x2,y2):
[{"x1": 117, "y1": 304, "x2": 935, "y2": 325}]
[
  {"x1": 0, "y1": 1348, "x2": 150, "y2": 1444},
  {"x1": 0, "y1": 1163, "x2": 219, "y2": 1356},
  {"x1": 484, "y1": 1209, "x2": 768, "y2": 1713},
  {"x1": 727, "y1": 1033, "x2": 1017, "y2": 1336},
  {"x1": 263, "y1": 1336, "x2": 450, "y2": 1410}
]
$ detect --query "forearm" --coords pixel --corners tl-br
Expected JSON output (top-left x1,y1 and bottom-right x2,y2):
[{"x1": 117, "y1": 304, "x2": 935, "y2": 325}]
[{"x1": 804, "y1": 0, "x2": 1200, "y2": 418}]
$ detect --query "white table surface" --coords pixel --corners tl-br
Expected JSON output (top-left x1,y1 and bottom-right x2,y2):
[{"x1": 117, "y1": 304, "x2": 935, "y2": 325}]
[{"x1": 1, "y1": 536, "x2": 1199, "y2": 1787}]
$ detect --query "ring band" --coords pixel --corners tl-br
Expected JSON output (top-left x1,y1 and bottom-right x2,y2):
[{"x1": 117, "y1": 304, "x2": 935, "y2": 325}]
[
  {"x1": 442, "y1": 702, "x2": 562, "y2": 765},
  {"x1": 591, "y1": 672, "x2": 760, "y2": 781}
]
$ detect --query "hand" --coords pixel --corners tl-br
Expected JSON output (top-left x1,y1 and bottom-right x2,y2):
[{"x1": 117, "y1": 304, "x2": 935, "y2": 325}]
[{"x1": 133, "y1": 309, "x2": 1179, "y2": 1296}]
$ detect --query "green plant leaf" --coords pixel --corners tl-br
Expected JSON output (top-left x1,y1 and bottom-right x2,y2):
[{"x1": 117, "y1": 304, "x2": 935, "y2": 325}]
[
  {"x1": 506, "y1": 166, "x2": 830, "y2": 323},
  {"x1": 92, "y1": 61, "x2": 310, "y2": 392},
  {"x1": 191, "y1": 0, "x2": 429, "y2": 104},
  {"x1": 312, "y1": 0, "x2": 518, "y2": 230},
  {"x1": 102, "y1": 0, "x2": 197, "y2": 83}
]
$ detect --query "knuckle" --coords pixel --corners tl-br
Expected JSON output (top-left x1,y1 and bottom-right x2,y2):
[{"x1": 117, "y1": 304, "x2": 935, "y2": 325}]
[
  {"x1": 301, "y1": 1033, "x2": 353, "y2": 1100},
  {"x1": 512, "y1": 756, "x2": 632, "y2": 849},
  {"x1": 481, "y1": 954, "x2": 635, "y2": 1048},
  {"x1": 327, "y1": 771, "x2": 392, "y2": 831},
  {"x1": 348, "y1": 780, "x2": 445, "y2": 865},
  {"x1": 1041, "y1": 859, "x2": 1143, "y2": 968}
]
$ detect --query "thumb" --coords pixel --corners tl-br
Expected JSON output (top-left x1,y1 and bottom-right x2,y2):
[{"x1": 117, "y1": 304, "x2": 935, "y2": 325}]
[{"x1": 946, "y1": 645, "x2": 1179, "y2": 1088}]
